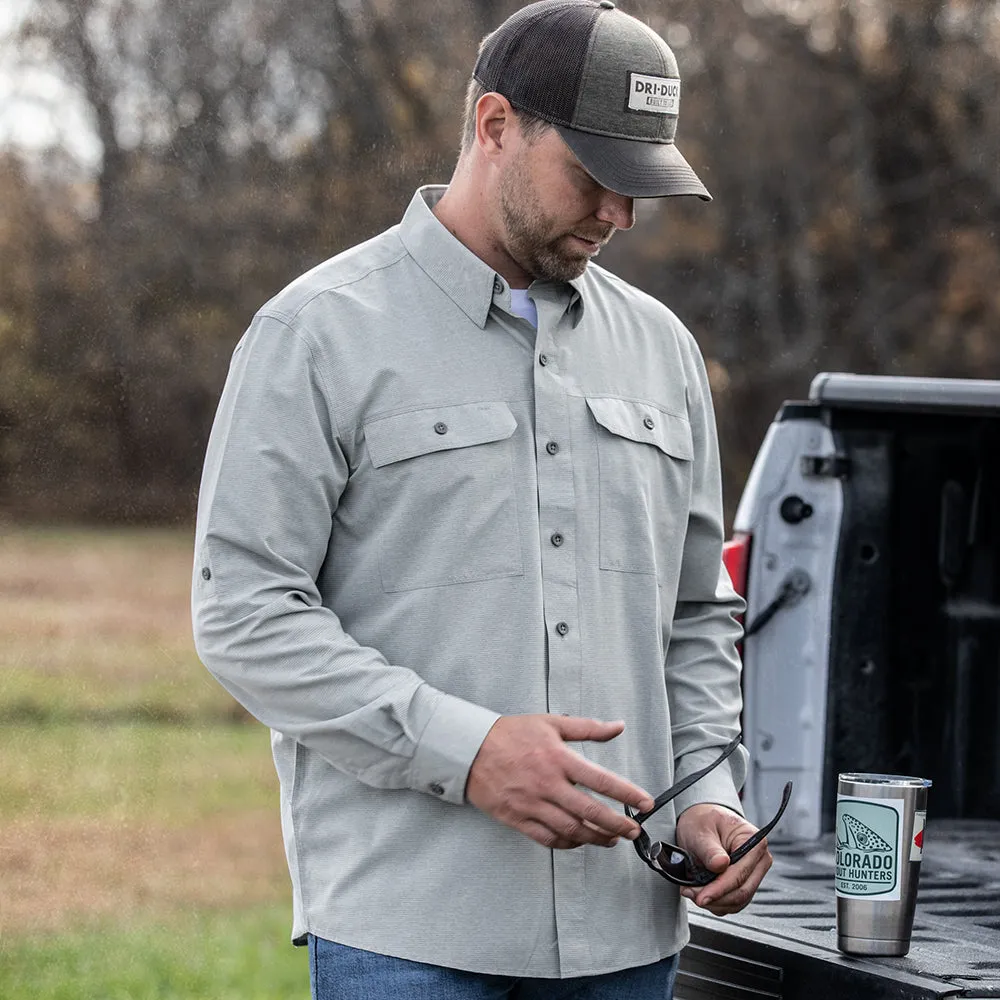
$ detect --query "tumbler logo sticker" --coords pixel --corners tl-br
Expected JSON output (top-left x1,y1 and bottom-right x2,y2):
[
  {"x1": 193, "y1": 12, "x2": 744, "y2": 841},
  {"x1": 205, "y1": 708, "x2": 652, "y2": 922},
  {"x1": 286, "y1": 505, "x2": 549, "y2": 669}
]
[{"x1": 835, "y1": 796, "x2": 903, "y2": 901}]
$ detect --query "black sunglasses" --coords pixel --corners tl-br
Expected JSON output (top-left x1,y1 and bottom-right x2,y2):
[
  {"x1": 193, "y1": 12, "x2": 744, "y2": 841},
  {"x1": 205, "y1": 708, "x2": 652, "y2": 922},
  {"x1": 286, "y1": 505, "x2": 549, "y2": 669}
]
[{"x1": 624, "y1": 734, "x2": 793, "y2": 887}]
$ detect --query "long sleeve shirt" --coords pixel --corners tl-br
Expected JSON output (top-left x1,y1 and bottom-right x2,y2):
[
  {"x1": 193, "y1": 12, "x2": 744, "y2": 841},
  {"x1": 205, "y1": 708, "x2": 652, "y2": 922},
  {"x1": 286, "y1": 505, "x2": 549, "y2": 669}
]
[{"x1": 192, "y1": 185, "x2": 747, "y2": 978}]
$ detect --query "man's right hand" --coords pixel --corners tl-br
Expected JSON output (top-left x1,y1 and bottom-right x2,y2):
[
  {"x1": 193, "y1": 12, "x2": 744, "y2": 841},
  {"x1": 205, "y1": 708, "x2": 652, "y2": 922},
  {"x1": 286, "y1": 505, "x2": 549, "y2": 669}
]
[{"x1": 465, "y1": 714, "x2": 655, "y2": 850}]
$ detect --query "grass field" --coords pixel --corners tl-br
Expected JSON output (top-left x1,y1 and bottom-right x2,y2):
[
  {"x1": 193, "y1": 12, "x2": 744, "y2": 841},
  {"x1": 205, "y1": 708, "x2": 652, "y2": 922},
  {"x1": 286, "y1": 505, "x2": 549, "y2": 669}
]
[{"x1": 0, "y1": 526, "x2": 308, "y2": 998}]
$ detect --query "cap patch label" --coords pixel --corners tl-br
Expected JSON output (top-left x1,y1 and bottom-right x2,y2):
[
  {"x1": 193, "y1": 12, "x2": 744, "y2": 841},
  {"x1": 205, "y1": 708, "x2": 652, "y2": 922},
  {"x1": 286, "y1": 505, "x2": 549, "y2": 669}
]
[{"x1": 627, "y1": 73, "x2": 680, "y2": 115}]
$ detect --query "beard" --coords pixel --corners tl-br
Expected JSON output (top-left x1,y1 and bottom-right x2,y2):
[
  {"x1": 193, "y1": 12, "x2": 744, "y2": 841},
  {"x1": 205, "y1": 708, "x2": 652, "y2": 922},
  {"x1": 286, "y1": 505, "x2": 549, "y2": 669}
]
[{"x1": 498, "y1": 153, "x2": 613, "y2": 283}]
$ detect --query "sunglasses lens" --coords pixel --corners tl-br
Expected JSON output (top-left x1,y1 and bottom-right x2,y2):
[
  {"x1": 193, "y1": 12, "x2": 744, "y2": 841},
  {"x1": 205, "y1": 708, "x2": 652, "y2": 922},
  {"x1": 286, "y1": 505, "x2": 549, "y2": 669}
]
[{"x1": 649, "y1": 842, "x2": 696, "y2": 884}]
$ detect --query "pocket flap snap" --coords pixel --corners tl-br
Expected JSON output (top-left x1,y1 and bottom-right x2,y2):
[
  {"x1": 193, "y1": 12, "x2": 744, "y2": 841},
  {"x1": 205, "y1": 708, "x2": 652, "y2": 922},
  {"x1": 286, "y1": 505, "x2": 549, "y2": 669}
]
[
  {"x1": 586, "y1": 397, "x2": 693, "y2": 461},
  {"x1": 364, "y1": 401, "x2": 517, "y2": 468}
]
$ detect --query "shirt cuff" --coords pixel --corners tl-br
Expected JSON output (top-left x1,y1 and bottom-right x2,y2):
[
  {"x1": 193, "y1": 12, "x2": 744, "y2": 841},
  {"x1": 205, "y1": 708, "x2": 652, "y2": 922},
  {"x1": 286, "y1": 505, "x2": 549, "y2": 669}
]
[
  {"x1": 671, "y1": 748, "x2": 746, "y2": 819},
  {"x1": 409, "y1": 686, "x2": 501, "y2": 805}
]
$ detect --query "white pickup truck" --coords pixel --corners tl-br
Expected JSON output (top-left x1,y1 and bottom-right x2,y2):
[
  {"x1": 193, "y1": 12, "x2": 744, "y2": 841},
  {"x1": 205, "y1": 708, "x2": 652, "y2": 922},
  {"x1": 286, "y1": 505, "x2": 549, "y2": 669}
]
[{"x1": 676, "y1": 373, "x2": 1000, "y2": 1000}]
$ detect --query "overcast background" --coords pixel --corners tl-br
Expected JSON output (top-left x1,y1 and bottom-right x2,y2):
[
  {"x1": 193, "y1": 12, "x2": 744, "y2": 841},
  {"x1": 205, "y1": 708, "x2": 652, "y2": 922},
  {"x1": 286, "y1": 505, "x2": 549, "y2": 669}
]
[{"x1": 1, "y1": 0, "x2": 999, "y2": 525}]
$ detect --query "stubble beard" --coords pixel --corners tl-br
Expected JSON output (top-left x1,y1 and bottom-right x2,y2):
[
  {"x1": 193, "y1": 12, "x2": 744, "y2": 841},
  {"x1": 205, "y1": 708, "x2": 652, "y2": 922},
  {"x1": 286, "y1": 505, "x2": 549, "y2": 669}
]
[{"x1": 498, "y1": 156, "x2": 610, "y2": 283}]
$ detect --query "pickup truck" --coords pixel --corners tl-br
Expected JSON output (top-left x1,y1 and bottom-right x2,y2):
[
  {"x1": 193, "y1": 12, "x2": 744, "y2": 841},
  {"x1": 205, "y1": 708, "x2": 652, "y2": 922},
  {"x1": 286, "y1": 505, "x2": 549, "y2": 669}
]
[{"x1": 675, "y1": 373, "x2": 1000, "y2": 999}]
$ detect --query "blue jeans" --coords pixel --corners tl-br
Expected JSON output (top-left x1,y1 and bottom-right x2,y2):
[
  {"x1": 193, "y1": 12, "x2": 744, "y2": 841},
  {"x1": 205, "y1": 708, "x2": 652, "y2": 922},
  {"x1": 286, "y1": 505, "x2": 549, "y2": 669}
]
[{"x1": 309, "y1": 936, "x2": 679, "y2": 999}]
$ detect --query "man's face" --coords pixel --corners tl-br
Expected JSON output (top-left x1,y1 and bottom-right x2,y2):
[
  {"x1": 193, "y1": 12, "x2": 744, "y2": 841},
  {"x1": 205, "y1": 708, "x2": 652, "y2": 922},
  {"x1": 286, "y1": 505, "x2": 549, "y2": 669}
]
[{"x1": 497, "y1": 125, "x2": 635, "y2": 283}]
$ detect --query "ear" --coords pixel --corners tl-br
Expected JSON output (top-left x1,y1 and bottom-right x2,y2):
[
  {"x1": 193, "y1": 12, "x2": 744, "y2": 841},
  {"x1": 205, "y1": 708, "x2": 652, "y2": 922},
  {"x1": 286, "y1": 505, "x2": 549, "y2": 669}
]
[{"x1": 475, "y1": 92, "x2": 514, "y2": 161}]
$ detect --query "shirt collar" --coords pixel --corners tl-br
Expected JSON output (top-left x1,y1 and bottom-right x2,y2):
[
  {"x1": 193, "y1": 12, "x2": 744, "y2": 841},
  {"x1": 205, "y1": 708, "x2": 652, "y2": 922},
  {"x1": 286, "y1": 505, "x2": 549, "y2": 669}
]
[{"x1": 399, "y1": 186, "x2": 585, "y2": 329}]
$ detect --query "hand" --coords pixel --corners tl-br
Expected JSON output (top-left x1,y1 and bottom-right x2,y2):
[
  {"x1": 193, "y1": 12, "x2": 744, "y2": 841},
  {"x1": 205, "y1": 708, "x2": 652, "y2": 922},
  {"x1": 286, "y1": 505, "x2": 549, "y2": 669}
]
[
  {"x1": 465, "y1": 714, "x2": 655, "y2": 850},
  {"x1": 674, "y1": 803, "x2": 774, "y2": 915}
]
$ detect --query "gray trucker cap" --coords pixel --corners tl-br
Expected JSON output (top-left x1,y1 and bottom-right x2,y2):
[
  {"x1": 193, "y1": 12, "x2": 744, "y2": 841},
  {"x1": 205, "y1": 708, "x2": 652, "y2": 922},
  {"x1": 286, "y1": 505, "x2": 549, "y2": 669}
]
[{"x1": 473, "y1": 0, "x2": 710, "y2": 200}]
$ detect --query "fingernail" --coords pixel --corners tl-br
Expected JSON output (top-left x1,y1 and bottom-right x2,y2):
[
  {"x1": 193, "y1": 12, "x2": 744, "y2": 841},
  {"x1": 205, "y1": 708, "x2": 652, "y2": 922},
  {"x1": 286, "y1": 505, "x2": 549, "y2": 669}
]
[
  {"x1": 681, "y1": 889, "x2": 695, "y2": 900},
  {"x1": 606, "y1": 838, "x2": 620, "y2": 848}
]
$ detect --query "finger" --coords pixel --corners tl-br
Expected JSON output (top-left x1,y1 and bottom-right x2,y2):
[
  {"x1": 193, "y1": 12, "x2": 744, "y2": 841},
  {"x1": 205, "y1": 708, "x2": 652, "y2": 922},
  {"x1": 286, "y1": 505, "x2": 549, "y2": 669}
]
[
  {"x1": 533, "y1": 803, "x2": 622, "y2": 848},
  {"x1": 685, "y1": 844, "x2": 772, "y2": 913},
  {"x1": 552, "y1": 716, "x2": 626, "y2": 743},
  {"x1": 679, "y1": 811, "x2": 752, "y2": 873},
  {"x1": 518, "y1": 813, "x2": 617, "y2": 850},
  {"x1": 682, "y1": 829, "x2": 732, "y2": 874},
  {"x1": 517, "y1": 819, "x2": 578, "y2": 851},
  {"x1": 563, "y1": 753, "x2": 655, "y2": 813},
  {"x1": 553, "y1": 784, "x2": 645, "y2": 840}
]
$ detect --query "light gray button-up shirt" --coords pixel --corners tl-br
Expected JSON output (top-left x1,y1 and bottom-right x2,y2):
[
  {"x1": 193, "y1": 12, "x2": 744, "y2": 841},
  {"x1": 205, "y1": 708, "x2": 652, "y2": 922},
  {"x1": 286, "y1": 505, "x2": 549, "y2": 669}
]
[{"x1": 192, "y1": 186, "x2": 747, "y2": 978}]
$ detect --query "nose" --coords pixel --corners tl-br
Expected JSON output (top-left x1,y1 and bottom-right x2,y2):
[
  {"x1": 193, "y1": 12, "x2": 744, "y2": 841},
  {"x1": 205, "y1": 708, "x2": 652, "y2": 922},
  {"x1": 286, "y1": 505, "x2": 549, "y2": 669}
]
[{"x1": 596, "y1": 189, "x2": 635, "y2": 230}]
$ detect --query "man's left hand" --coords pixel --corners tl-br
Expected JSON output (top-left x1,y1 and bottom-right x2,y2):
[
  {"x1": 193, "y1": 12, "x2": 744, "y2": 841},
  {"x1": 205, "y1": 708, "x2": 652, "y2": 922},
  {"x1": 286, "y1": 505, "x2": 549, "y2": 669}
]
[{"x1": 674, "y1": 803, "x2": 773, "y2": 915}]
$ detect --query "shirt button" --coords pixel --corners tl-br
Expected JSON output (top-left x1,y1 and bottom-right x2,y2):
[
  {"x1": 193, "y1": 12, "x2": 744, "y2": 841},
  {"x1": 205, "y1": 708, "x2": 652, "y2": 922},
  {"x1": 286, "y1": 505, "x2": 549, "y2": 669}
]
[
  {"x1": 433, "y1": 422, "x2": 448, "y2": 435},
  {"x1": 538, "y1": 353, "x2": 549, "y2": 366},
  {"x1": 555, "y1": 621, "x2": 569, "y2": 636},
  {"x1": 493, "y1": 277, "x2": 504, "y2": 294},
  {"x1": 201, "y1": 567, "x2": 212, "y2": 581},
  {"x1": 429, "y1": 782, "x2": 445, "y2": 796},
  {"x1": 546, "y1": 441, "x2": 559, "y2": 456},
  {"x1": 550, "y1": 533, "x2": 564, "y2": 547},
  {"x1": 643, "y1": 416, "x2": 655, "y2": 430}
]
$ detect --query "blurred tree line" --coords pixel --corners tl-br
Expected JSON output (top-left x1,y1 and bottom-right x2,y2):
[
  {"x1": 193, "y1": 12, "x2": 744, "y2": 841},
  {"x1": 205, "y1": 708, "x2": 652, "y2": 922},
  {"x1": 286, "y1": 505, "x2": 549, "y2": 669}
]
[{"x1": 1, "y1": 0, "x2": 998, "y2": 522}]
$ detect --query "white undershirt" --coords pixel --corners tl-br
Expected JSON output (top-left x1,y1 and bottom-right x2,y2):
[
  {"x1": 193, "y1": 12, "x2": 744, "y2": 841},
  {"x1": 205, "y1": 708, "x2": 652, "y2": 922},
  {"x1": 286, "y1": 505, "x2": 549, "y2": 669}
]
[{"x1": 509, "y1": 287, "x2": 538, "y2": 328}]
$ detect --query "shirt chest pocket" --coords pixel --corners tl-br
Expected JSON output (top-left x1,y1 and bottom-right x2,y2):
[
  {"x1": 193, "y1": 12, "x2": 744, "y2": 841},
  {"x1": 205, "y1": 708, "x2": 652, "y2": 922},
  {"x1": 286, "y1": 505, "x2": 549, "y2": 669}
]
[
  {"x1": 363, "y1": 402, "x2": 523, "y2": 592},
  {"x1": 586, "y1": 397, "x2": 693, "y2": 578}
]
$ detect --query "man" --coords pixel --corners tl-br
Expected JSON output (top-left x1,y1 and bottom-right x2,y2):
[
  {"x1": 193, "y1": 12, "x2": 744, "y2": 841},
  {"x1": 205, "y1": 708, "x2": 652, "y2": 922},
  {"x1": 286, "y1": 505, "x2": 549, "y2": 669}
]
[{"x1": 193, "y1": 2, "x2": 776, "y2": 997}]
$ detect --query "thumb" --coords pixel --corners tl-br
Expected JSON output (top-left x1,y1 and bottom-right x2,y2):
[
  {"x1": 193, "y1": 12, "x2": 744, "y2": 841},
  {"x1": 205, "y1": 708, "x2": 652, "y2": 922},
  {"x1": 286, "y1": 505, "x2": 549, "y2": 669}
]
[
  {"x1": 687, "y1": 827, "x2": 731, "y2": 873},
  {"x1": 552, "y1": 716, "x2": 626, "y2": 743},
  {"x1": 678, "y1": 805, "x2": 738, "y2": 872}
]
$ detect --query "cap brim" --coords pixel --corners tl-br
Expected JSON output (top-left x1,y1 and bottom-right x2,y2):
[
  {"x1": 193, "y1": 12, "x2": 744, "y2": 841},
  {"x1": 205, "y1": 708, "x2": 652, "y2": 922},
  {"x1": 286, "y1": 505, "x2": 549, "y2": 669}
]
[{"x1": 555, "y1": 126, "x2": 712, "y2": 201}]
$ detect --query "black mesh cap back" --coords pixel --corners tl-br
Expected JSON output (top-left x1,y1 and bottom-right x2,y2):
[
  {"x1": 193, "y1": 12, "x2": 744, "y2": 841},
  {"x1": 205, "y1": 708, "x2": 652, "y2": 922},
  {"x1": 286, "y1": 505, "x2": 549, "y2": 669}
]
[{"x1": 473, "y1": 0, "x2": 602, "y2": 128}]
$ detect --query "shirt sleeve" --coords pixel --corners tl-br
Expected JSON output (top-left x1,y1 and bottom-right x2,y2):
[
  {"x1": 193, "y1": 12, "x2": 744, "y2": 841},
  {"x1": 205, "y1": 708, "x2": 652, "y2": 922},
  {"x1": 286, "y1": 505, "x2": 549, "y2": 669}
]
[
  {"x1": 191, "y1": 312, "x2": 500, "y2": 805},
  {"x1": 663, "y1": 329, "x2": 749, "y2": 819}
]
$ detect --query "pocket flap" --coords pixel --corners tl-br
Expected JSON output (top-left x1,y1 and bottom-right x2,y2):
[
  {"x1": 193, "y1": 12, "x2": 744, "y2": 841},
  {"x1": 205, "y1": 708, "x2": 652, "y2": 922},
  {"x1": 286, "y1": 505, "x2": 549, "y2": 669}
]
[
  {"x1": 364, "y1": 401, "x2": 517, "y2": 468},
  {"x1": 586, "y1": 397, "x2": 693, "y2": 461}
]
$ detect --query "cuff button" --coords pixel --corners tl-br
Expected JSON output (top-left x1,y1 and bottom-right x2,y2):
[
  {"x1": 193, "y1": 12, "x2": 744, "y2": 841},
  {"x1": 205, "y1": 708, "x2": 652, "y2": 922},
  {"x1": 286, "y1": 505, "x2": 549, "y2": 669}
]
[{"x1": 429, "y1": 782, "x2": 445, "y2": 796}]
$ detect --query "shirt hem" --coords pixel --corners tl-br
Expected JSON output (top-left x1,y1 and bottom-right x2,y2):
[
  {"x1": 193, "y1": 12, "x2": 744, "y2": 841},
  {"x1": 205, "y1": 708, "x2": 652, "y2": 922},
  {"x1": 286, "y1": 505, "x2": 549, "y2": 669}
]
[{"x1": 298, "y1": 924, "x2": 689, "y2": 979}]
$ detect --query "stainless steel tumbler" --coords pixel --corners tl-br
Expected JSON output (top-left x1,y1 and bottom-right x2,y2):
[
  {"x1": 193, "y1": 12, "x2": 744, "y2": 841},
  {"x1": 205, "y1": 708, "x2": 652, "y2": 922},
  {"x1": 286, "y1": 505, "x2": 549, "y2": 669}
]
[{"x1": 835, "y1": 773, "x2": 931, "y2": 956}]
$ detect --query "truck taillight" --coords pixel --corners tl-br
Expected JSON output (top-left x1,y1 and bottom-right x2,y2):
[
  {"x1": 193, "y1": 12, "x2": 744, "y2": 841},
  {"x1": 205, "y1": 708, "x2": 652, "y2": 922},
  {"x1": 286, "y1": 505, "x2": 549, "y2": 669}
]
[{"x1": 723, "y1": 532, "x2": 751, "y2": 599}]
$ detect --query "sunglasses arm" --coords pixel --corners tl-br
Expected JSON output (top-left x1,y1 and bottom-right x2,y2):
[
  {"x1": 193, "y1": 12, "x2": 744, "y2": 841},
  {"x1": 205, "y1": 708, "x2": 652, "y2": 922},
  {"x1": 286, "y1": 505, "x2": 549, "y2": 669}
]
[
  {"x1": 727, "y1": 780, "x2": 794, "y2": 866},
  {"x1": 633, "y1": 733, "x2": 743, "y2": 825}
]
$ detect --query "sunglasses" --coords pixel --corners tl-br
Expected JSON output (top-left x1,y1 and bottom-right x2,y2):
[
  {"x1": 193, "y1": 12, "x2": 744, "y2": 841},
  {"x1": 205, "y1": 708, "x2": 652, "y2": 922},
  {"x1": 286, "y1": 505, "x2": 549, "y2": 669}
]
[{"x1": 624, "y1": 734, "x2": 793, "y2": 887}]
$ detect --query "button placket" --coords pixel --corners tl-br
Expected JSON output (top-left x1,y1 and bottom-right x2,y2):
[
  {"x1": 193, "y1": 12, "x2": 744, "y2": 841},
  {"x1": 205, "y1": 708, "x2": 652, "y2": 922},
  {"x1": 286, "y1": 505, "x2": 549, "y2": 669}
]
[
  {"x1": 532, "y1": 328, "x2": 582, "y2": 704},
  {"x1": 531, "y1": 300, "x2": 590, "y2": 968}
]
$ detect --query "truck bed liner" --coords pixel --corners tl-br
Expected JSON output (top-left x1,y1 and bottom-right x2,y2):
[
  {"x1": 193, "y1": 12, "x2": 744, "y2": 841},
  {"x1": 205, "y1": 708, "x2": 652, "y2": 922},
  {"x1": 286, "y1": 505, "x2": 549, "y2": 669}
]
[{"x1": 678, "y1": 820, "x2": 1000, "y2": 998}]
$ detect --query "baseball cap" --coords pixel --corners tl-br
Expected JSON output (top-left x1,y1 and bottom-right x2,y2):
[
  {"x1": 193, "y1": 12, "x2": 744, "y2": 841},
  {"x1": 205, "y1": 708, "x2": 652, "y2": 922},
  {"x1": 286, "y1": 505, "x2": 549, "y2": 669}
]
[{"x1": 473, "y1": 0, "x2": 710, "y2": 200}]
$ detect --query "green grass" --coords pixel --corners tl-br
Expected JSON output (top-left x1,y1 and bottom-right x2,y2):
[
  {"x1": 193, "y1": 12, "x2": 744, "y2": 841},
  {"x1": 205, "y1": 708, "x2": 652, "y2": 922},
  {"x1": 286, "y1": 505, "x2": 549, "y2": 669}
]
[
  {"x1": 0, "y1": 721, "x2": 278, "y2": 824},
  {"x1": 0, "y1": 653, "x2": 242, "y2": 725},
  {"x1": 0, "y1": 526, "x2": 304, "y2": 998},
  {"x1": 0, "y1": 903, "x2": 308, "y2": 1000}
]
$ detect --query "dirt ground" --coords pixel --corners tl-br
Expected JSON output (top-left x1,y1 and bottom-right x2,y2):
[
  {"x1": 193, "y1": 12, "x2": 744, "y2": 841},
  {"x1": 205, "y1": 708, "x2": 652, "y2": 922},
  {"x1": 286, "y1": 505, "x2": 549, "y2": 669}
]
[
  {"x1": 0, "y1": 528, "x2": 291, "y2": 938},
  {"x1": 0, "y1": 808, "x2": 289, "y2": 935}
]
